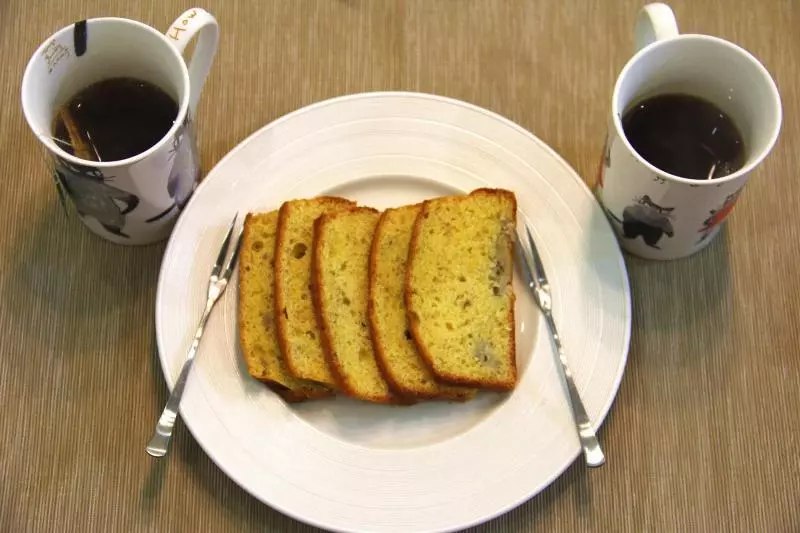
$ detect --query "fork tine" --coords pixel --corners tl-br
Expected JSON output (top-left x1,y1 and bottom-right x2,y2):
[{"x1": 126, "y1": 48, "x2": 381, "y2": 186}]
[
  {"x1": 514, "y1": 231, "x2": 528, "y2": 264},
  {"x1": 515, "y1": 230, "x2": 526, "y2": 254},
  {"x1": 525, "y1": 226, "x2": 536, "y2": 251},
  {"x1": 525, "y1": 226, "x2": 548, "y2": 286},
  {"x1": 211, "y1": 215, "x2": 238, "y2": 278},
  {"x1": 221, "y1": 224, "x2": 244, "y2": 280},
  {"x1": 514, "y1": 231, "x2": 535, "y2": 288}
]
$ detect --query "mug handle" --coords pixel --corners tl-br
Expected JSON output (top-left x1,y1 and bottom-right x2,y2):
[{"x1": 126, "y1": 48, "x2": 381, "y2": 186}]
[
  {"x1": 635, "y1": 3, "x2": 679, "y2": 51},
  {"x1": 165, "y1": 8, "x2": 219, "y2": 115}
]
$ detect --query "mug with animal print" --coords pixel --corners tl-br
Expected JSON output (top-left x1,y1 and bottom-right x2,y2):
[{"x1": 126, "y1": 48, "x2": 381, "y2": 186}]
[
  {"x1": 595, "y1": 3, "x2": 781, "y2": 260},
  {"x1": 21, "y1": 9, "x2": 218, "y2": 245}
]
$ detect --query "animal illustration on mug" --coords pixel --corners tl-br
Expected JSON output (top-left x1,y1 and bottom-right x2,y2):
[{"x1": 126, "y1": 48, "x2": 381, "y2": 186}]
[
  {"x1": 605, "y1": 195, "x2": 675, "y2": 249},
  {"x1": 53, "y1": 157, "x2": 139, "y2": 238},
  {"x1": 145, "y1": 115, "x2": 198, "y2": 223},
  {"x1": 697, "y1": 190, "x2": 742, "y2": 243},
  {"x1": 595, "y1": 133, "x2": 612, "y2": 193}
]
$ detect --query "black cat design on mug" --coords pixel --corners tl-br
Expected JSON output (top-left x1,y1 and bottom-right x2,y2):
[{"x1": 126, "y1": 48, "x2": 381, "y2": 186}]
[
  {"x1": 145, "y1": 115, "x2": 198, "y2": 223},
  {"x1": 53, "y1": 157, "x2": 139, "y2": 238},
  {"x1": 605, "y1": 195, "x2": 675, "y2": 249},
  {"x1": 621, "y1": 195, "x2": 675, "y2": 248}
]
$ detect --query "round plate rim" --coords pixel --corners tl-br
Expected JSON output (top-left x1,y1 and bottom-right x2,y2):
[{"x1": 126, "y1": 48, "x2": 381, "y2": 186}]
[{"x1": 155, "y1": 91, "x2": 632, "y2": 533}]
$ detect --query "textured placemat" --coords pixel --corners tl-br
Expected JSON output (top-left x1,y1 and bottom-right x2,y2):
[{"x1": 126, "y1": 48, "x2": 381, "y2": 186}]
[{"x1": 1, "y1": 1, "x2": 798, "y2": 531}]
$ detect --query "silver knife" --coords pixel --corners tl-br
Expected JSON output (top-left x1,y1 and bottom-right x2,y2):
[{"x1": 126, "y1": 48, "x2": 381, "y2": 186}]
[{"x1": 514, "y1": 226, "x2": 606, "y2": 468}]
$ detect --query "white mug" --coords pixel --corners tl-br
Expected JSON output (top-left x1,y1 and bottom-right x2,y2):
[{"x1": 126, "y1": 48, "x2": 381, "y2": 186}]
[
  {"x1": 595, "y1": 3, "x2": 782, "y2": 260},
  {"x1": 21, "y1": 8, "x2": 219, "y2": 245}
]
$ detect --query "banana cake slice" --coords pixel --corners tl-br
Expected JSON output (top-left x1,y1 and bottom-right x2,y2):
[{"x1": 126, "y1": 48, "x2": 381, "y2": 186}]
[
  {"x1": 238, "y1": 211, "x2": 333, "y2": 402},
  {"x1": 275, "y1": 197, "x2": 355, "y2": 386},
  {"x1": 405, "y1": 189, "x2": 518, "y2": 391},
  {"x1": 368, "y1": 204, "x2": 476, "y2": 401},
  {"x1": 312, "y1": 207, "x2": 396, "y2": 403}
]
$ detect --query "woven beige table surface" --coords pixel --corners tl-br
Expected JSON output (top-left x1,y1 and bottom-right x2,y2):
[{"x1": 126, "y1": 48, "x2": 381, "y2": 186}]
[{"x1": 1, "y1": 1, "x2": 798, "y2": 531}]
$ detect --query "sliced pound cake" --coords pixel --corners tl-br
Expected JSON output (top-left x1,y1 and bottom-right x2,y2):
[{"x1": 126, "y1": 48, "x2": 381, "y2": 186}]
[
  {"x1": 405, "y1": 189, "x2": 518, "y2": 391},
  {"x1": 238, "y1": 212, "x2": 333, "y2": 402},
  {"x1": 312, "y1": 207, "x2": 396, "y2": 403},
  {"x1": 368, "y1": 205, "x2": 476, "y2": 401},
  {"x1": 275, "y1": 197, "x2": 355, "y2": 386}
]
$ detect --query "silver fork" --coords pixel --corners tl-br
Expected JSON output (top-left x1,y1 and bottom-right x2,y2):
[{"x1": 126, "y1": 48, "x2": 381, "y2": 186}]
[
  {"x1": 146, "y1": 215, "x2": 244, "y2": 458},
  {"x1": 514, "y1": 226, "x2": 606, "y2": 468}
]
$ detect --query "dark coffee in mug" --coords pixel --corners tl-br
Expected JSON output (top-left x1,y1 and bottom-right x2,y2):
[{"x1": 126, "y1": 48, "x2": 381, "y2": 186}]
[
  {"x1": 621, "y1": 93, "x2": 746, "y2": 180},
  {"x1": 52, "y1": 77, "x2": 179, "y2": 162}
]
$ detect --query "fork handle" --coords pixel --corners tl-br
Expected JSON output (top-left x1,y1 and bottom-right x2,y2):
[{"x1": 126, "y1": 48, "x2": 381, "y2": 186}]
[
  {"x1": 542, "y1": 310, "x2": 606, "y2": 468},
  {"x1": 146, "y1": 307, "x2": 211, "y2": 457}
]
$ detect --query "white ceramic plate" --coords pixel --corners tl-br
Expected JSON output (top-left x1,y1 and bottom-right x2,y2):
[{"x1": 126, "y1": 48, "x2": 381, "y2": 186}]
[{"x1": 155, "y1": 92, "x2": 631, "y2": 533}]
